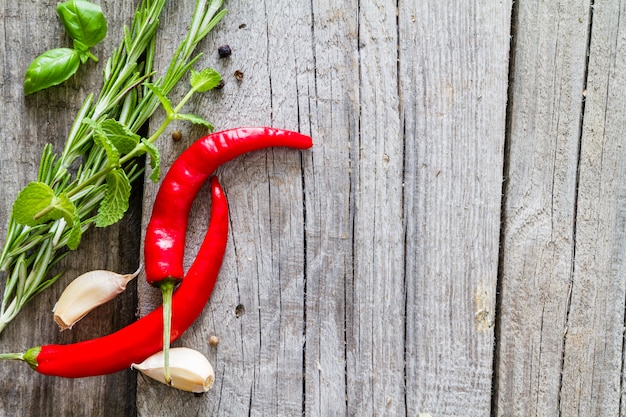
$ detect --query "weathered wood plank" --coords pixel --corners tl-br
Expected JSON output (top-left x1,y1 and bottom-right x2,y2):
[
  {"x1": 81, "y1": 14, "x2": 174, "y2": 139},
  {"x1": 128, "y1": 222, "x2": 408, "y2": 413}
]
[
  {"x1": 493, "y1": 1, "x2": 595, "y2": 415},
  {"x1": 300, "y1": 1, "x2": 356, "y2": 416},
  {"x1": 399, "y1": 1, "x2": 510, "y2": 416},
  {"x1": 345, "y1": 1, "x2": 406, "y2": 416},
  {"x1": 136, "y1": 0, "x2": 309, "y2": 415},
  {"x1": 560, "y1": 1, "x2": 626, "y2": 414},
  {"x1": 0, "y1": 1, "x2": 138, "y2": 416}
]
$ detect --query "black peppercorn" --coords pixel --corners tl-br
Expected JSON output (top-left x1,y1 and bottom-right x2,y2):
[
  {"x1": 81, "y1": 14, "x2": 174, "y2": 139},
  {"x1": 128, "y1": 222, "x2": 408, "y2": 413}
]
[{"x1": 217, "y1": 45, "x2": 232, "y2": 58}]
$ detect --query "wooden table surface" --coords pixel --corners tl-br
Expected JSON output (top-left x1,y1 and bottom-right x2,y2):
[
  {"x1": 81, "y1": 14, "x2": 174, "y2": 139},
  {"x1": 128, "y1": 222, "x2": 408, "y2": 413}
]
[{"x1": 0, "y1": 0, "x2": 624, "y2": 416}]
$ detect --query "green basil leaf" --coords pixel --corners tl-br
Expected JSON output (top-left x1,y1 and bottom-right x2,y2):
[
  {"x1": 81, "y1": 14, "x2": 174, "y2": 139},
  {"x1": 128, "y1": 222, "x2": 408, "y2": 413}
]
[
  {"x1": 73, "y1": 39, "x2": 92, "y2": 64},
  {"x1": 24, "y1": 48, "x2": 80, "y2": 95},
  {"x1": 56, "y1": 0, "x2": 107, "y2": 48},
  {"x1": 73, "y1": 39, "x2": 90, "y2": 55},
  {"x1": 95, "y1": 169, "x2": 131, "y2": 227},
  {"x1": 190, "y1": 68, "x2": 221, "y2": 92}
]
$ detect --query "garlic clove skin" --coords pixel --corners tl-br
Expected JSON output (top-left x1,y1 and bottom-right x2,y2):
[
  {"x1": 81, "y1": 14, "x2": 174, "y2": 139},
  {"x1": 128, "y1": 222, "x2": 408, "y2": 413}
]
[
  {"x1": 132, "y1": 347, "x2": 215, "y2": 393},
  {"x1": 53, "y1": 266, "x2": 141, "y2": 330}
]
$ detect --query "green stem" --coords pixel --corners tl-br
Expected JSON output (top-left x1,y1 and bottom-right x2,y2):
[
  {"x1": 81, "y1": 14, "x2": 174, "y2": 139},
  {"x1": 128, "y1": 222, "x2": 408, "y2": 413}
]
[
  {"x1": 173, "y1": 86, "x2": 198, "y2": 113},
  {"x1": 161, "y1": 280, "x2": 176, "y2": 385},
  {"x1": 86, "y1": 51, "x2": 99, "y2": 63},
  {"x1": 0, "y1": 352, "x2": 24, "y2": 361}
]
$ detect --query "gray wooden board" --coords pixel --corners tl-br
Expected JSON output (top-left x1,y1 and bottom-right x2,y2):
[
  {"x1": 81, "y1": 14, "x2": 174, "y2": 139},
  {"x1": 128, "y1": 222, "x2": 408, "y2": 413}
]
[
  {"x1": 494, "y1": 0, "x2": 591, "y2": 414},
  {"x1": 400, "y1": 1, "x2": 510, "y2": 415},
  {"x1": 560, "y1": 0, "x2": 626, "y2": 414},
  {"x1": 494, "y1": 0, "x2": 626, "y2": 415}
]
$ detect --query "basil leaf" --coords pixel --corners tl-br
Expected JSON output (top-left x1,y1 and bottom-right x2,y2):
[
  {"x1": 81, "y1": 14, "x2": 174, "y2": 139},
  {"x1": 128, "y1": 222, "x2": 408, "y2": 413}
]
[
  {"x1": 73, "y1": 39, "x2": 92, "y2": 64},
  {"x1": 56, "y1": 0, "x2": 107, "y2": 48},
  {"x1": 24, "y1": 48, "x2": 80, "y2": 96}
]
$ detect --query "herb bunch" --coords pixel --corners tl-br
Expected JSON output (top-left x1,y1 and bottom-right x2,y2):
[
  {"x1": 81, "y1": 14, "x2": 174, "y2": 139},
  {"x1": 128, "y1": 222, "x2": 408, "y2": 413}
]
[{"x1": 0, "y1": 0, "x2": 227, "y2": 334}]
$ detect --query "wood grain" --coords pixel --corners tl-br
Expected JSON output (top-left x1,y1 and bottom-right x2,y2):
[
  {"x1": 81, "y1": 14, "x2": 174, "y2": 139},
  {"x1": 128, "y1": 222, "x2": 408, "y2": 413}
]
[
  {"x1": 494, "y1": 1, "x2": 591, "y2": 415},
  {"x1": 1, "y1": 0, "x2": 624, "y2": 415},
  {"x1": 560, "y1": 1, "x2": 626, "y2": 414},
  {"x1": 139, "y1": 0, "x2": 511, "y2": 415},
  {"x1": 399, "y1": 1, "x2": 510, "y2": 415}
]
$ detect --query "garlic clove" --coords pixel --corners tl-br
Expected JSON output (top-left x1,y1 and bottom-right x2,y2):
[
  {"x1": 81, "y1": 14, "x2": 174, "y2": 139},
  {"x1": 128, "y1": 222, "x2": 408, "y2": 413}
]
[
  {"x1": 53, "y1": 266, "x2": 141, "y2": 330},
  {"x1": 132, "y1": 347, "x2": 215, "y2": 393}
]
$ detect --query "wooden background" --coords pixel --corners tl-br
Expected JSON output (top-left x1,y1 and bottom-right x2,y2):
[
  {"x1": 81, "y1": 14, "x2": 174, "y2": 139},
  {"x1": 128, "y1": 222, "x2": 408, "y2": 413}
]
[{"x1": 0, "y1": 0, "x2": 624, "y2": 416}]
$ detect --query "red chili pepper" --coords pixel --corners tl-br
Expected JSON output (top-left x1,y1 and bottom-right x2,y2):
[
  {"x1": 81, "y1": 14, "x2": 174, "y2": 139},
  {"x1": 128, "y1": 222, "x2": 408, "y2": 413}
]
[
  {"x1": 144, "y1": 126, "x2": 313, "y2": 285},
  {"x1": 0, "y1": 177, "x2": 228, "y2": 377},
  {"x1": 143, "y1": 126, "x2": 312, "y2": 383}
]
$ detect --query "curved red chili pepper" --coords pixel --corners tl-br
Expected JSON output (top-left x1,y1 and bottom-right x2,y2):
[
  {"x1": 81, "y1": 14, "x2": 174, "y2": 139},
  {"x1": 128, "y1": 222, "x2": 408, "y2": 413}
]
[
  {"x1": 144, "y1": 126, "x2": 312, "y2": 286},
  {"x1": 144, "y1": 126, "x2": 311, "y2": 384},
  {"x1": 18, "y1": 177, "x2": 228, "y2": 377}
]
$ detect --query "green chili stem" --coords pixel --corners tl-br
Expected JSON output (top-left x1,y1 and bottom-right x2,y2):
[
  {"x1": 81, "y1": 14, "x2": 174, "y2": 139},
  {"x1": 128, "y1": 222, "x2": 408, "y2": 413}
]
[
  {"x1": 161, "y1": 280, "x2": 176, "y2": 385},
  {"x1": 0, "y1": 352, "x2": 25, "y2": 361}
]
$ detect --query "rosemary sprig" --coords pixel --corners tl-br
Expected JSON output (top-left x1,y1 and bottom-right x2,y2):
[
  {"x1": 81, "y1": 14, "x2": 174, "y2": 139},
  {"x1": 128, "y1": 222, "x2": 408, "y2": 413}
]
[{"x1": 0, "y1": 0, "x2": 227, "y2": 334}]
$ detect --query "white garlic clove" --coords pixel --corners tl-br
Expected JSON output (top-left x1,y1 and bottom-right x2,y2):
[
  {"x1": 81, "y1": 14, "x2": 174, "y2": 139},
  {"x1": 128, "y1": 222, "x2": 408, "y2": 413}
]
[
  {"x1": 53, "y1": 266, "x2": 141, "y2": 330},
  {"x1": 132, "y1": 347, "x2": 215, "y2": 393}
]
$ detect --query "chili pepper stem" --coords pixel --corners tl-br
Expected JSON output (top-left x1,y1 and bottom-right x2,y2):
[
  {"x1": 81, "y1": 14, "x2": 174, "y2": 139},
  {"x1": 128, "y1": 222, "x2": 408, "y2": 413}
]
[
  {"x1": 0, "y1": 352, "x2": 24, "y2": 361},
  {"x1": 161, "y1": 279, "x2": 177, "y2": 385},
  {"x1": 0, "y1": 347, "x2": 40, "y2": 370}
]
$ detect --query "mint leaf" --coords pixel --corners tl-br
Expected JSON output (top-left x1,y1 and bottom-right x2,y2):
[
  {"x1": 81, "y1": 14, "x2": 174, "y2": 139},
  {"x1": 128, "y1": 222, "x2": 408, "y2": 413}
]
[
  {"x1": 95, "y1": 169, "x2": 131, "y2": 227},
  {"x1": 48, "y1": 193, "x2": 76, "y2": 224},
  {"x1": 190, "y1": 68, "x2": 221, "y2": 92},
  {"x1": 12, "y1": 182, "x2": 76, "y2": 226},
  {"x1": 24, "y1": 48, "x2": 81, "y2": 95},
  {"x1": 176, "y1": 113, "x2": 214, "y2": 130},
  {"x1": 100, "y1": 119, "x2": 140, "y2": 154},
  {"x1": 141, "y1": 139, "x2": 161, "y2": 182},
  {"x1": 13, "y1": 182, "x2": 55, "y2": 226},
  {"x1": 93, "y1": 129, "x2": 121, "y2": 167},
  {"x1": 66, "y1": 217, "x2": 83, "y2": 250},
  {"x1": 146, "y1": 83, "x2": 174, "y2": 115}
]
